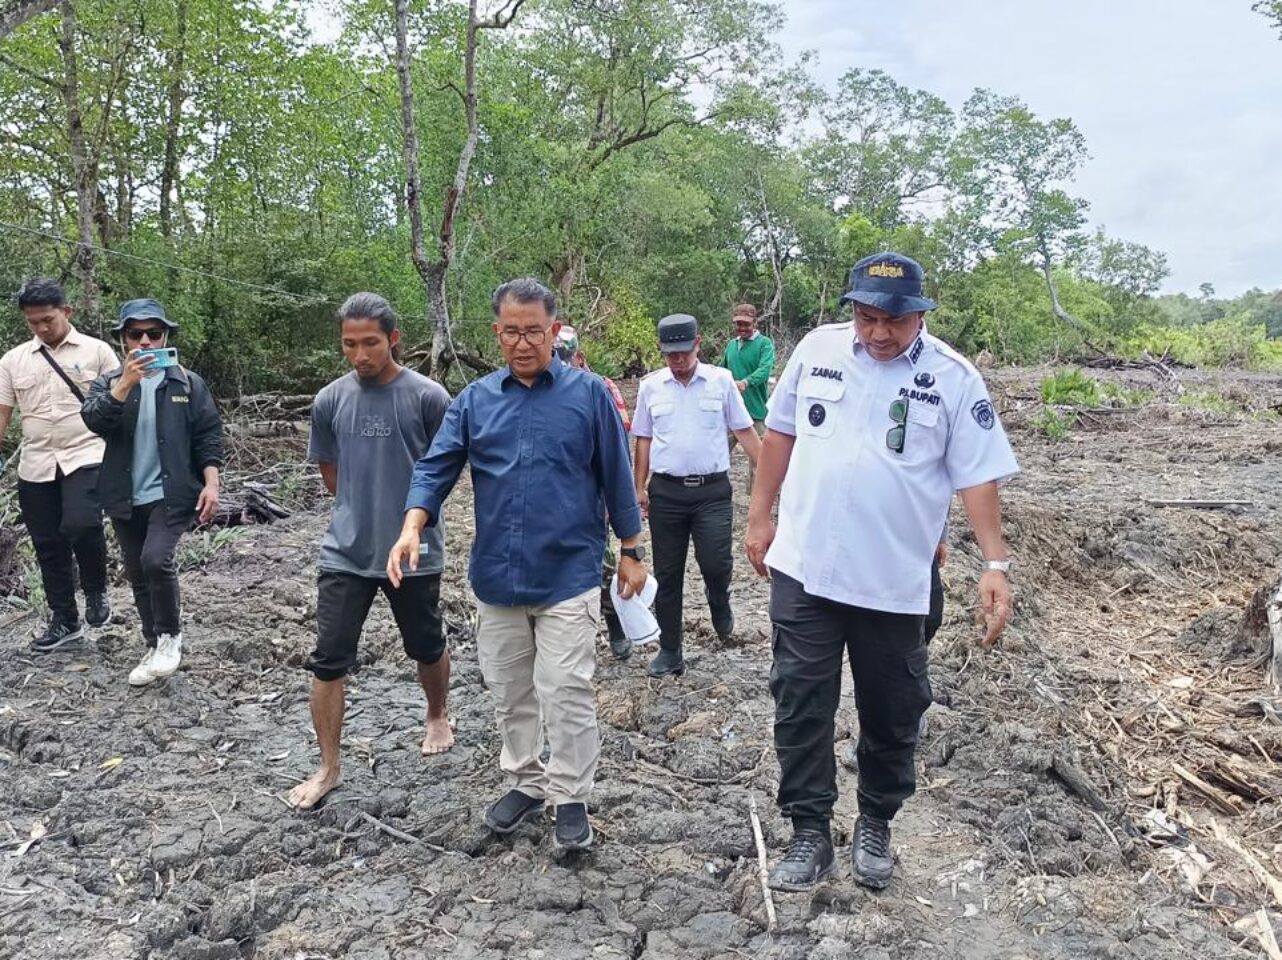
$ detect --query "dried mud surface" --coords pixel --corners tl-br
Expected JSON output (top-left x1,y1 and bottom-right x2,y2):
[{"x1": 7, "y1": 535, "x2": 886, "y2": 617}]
[{"x1": 2, "y1": 365, "x2": 1281, "y2": 960}]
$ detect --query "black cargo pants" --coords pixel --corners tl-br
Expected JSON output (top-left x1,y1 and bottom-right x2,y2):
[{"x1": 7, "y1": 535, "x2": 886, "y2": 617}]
[{"x1": 770, "y1": 570, "x2": 932, "y2": 828}]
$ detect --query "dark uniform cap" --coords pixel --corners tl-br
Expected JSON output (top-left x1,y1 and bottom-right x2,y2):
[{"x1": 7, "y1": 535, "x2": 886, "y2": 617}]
[
  {"x1": 657, "y1": 313, "x2": 698, "y2": 354},
  {"x1": 113, "y1": 298, "x2": 177, "y2": 333},
  {"x1": 840, "y1": 252, "x2": 937, "y2": 316}
]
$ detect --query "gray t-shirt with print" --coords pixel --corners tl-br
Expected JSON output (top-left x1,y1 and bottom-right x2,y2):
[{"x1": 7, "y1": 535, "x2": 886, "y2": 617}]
[{"x1": 309, "y1": 368, "x2": 449, "y2": 578}]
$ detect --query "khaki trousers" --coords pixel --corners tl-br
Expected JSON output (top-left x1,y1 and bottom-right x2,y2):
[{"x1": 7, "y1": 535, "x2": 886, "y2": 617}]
[
  {"x1": 475, "y1": 587, "x2": 601, "y2": 806},
  {"x1": 728, "y1": 419, "x2": 767, "y2": 496}
]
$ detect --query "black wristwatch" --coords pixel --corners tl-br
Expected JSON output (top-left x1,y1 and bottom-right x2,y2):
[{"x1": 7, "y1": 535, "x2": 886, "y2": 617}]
[{"x1": 621, "y1": 546, "x2": 646, "y2": 562}]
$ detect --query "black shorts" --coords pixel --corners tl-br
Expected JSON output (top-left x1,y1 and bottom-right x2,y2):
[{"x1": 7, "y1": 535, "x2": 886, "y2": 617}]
[{"x1": 307, "y1": 571, "x2": 445, "y2": 681}]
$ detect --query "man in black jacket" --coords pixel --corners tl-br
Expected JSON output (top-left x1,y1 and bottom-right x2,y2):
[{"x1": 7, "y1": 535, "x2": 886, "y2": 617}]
[{"x1": 81, "y1": 299, "x2": 223, "y2": 687}]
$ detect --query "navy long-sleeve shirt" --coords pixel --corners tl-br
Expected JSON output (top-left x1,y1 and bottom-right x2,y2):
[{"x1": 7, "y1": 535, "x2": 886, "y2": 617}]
[{"x1": 405, "y1": 356, "x2": 642, "y2": 607}]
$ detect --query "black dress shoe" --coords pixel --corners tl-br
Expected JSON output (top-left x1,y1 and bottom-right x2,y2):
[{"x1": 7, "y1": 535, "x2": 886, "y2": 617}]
[
  {"x1": 851, "y1": 814, "x2": 894, "y2": 889},
  {"x1": 85, "y1": 592, "x2": 112, "y2": 628},
  {"x1": 767, "y1": 829, "x2": 835, "y2": 891},
  {"x1": 553, "y1": 802, "x2": 593, "y2": 851},
  {"x1": 647, "y1": 648, "x2": 685, "y2": 677},
  {"x1": 483, "y1": 789, "x2": 544, "y2": 834}
]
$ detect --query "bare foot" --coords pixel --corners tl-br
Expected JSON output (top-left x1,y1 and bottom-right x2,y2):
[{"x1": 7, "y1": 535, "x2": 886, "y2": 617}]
[
  {"x1": 288, "y1": 767, "x2": 342, "y2": 809},
  {"x1": 421, "y1": 716, "x2": 455, "y2": 756}
]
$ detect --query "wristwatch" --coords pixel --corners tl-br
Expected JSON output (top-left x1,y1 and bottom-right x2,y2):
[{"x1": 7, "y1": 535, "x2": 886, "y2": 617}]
[
  {"x1": 621, "y1": 546, "x2": 646, "y2": 562},
  {"x1": 981, "y1": 559, "x2": 1012, "y2": 574}
]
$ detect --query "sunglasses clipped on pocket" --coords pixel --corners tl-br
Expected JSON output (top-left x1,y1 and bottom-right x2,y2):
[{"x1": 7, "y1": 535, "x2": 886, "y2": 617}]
[{"x1": 887, "y1": 397, "x2": 909, "y2": 453}]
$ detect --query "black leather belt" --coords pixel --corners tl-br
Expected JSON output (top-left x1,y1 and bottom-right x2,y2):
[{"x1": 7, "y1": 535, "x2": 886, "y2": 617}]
[{"x1": 653, "y1": 471, "x2": 728, "y2": 488}]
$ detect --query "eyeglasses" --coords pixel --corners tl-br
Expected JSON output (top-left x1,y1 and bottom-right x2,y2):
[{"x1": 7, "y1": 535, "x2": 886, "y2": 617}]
[
  {"x1": 887, "y1": 398, "x2": 909, "y2": 453},
  {"x1": 123, "y1": 327, "x2": 167, "y2": 342},
  {"x1": 497, "y1": 327, "x2": 550, "y2": 347}
]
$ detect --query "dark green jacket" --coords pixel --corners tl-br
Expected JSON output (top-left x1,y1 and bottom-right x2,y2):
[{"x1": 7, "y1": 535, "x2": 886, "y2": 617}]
[{"x1": 721, "y1": 334, "x2": 776, "y2": 421}]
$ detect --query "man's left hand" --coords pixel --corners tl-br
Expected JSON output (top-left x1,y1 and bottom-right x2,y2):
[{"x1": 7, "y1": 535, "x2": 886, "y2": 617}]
[
  {"x1": 977, "y1": 570, "x2": 1011, "y2": 646},
  {"x1": 735, "y1": 380, "x2": 748, "y2": 393},
  {"x1": 196, "y1": 483, "x2": 220, "y2": 524},
  {"x1": 617, "y1": 556, "x2": 647, "y2": 599}
]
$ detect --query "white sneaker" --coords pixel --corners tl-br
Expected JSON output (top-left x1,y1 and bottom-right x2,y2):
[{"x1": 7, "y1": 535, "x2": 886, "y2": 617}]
[
  {"x1": 150, "y1": 633, "x2": 183, "y2": 679},
  {"x1": 128, "y1": 649, "x2": 158, "y2": 687}
]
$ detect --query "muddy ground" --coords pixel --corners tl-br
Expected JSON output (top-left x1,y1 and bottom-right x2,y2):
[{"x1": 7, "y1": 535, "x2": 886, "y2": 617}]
[{"x1": 2, "y1": 364, "x2": 1281, "y2": 960}]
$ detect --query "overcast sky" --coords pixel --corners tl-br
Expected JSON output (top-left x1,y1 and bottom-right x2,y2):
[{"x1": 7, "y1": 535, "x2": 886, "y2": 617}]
[{"x1": 780, "y1": 0, "x2": 1282, "y2": 296}]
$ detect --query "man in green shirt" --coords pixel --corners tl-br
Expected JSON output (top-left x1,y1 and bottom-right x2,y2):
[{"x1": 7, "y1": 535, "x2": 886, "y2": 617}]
[{"x1": 721, "y1": 303, "x2": 775, "y2": 494}]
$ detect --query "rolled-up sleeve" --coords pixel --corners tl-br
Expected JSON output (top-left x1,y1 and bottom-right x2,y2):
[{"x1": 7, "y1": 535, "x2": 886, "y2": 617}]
[
  {"x1": 405, "y1": 392, "x2": 469, "y2": 526},
  {"x1": 593, "y1": 380, "x2": 642, "y2": 540}
]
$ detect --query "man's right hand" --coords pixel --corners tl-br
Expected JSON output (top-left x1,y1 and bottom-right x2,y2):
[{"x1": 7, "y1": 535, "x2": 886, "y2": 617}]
[
  {"x1": 386, "y1": 510, "x2": 428, "y2": 587},
  {"x1": 111, "y1": 349, "x2": 155, "y2": 400},
  {"x1": 744, "y1": 515, "x2": 775, "y2": 578},
  {"x1": 637, "y1": 488, "x2": 649, "y2": 521}
]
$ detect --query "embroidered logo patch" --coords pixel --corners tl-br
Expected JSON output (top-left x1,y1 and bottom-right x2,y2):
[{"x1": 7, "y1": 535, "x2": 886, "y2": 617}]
[
  {"x1": 909, "y1": 338, "x2": 924, "y2": 364},
  {"x1": 971, "y1": 400, "x2": 996, "y2": 430},
  {"x1": 914, "y1": 371, "x2": 935, "y2": 389},
  {"x1": 170, "y1": 395, "x2": 189, "y2": 404},
  {"x1": 808, "y1": 403, "x2": 826, "y2": 428}
]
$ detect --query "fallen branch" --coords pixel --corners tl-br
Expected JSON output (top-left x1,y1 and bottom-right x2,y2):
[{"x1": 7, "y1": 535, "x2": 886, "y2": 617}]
[
  {"x1": 357, "y1": 811, "x2": 446, "y2": 853},
  {"x1": 1050, "y1": 754, "x2": 1108, "y2": 812},
  {"x1": 1256, "y1": 908, "x2": 1282, "y2": 960},
  {"x1": 1144, "y1": 499, "x2": 1252, "y2": 510},
  {"x1": 1172, "y1": 762, "x2": 1239, "y2": 816},
  {"x1": 748, "y1": 793, "x2": 777, "y2": 933},
  {"x1": 1211, "y1": 821, "x2": 1282, "y2": 909}
]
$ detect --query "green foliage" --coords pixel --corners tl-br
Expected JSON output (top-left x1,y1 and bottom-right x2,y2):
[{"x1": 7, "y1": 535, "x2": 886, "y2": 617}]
[
  {"x1": 1040, "y1": 369, "x2": 1102, "y2": 406},
  {"x1": 178, "y1": 526, "x2": 251, "y2": 571},
  {"x1": 0, "y1": 0, "x2": 1269, "y2": 388},
  {"x1": 1031, "y1": 407, "x2": 1074, "y2": 441}
]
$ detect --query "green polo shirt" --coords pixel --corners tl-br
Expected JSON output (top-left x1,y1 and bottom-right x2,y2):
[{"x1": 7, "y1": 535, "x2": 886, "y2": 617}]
[{"x1": 721, "y1": 333, "x2": 776, "y2": 421}]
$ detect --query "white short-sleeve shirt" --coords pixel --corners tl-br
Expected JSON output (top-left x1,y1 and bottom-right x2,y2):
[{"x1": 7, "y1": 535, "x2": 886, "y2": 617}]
[
  {"x1": 765, "y1": 322, "x2": 1019, "y2": 614},
  {"x1": 632, "y1": 362, "x2": 753, "y2": 476}
]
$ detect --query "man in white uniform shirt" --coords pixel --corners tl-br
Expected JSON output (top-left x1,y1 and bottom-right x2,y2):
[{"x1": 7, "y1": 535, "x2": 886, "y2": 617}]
[
  {"x1": 746, "y1": 253, "x2": 1019, "y2": 892},
  {"x1": 632, "y1": 314, "x2": 762, "y2": 677}
]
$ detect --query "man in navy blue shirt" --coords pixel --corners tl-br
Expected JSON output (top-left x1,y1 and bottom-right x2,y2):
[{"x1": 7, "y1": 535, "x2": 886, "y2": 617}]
[{"x1": 388, "y1": 278, "x2": 646, "y2": 853}]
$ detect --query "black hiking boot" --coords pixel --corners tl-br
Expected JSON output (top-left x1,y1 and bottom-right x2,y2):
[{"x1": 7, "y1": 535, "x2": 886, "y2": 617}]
[
  {"x1": 483, "y1": 789, "x2": 544, "y2": 834},
  {"x1": 767, "y1": 829, "x2": 835, "y2": 892},
  {"x1": 713, "y1": 611, "x2": 735, "y2": 643},
  {"x1": 647, "y1": 647, "x2": 685, "y2": 677},
  {"x1": 851, "y1": 814, "x2": 894, "y2": 889},
  {"x1": 85, "y1": 592, "x2": 112, "y2": 629},
  {"x1": 605, "y1": 615, "x2": 632, "y2": 660},
  {"x1": 31, "y1": 618, "x2": 84, "y2": 653},
  {"x1": 553, "y1": 802, "x2": 593, "y2": 851}
]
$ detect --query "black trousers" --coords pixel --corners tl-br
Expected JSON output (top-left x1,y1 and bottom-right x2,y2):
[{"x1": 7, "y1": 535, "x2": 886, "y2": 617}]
[
  {"x1": 770, "y1": 571, "x2": 932, "y2": 825},
  {"x1": 925, "y1": 559, "x2": 944, "y2": 644},
  {"x1": 648, "y1": 474, "x2": 733, "y2": 652},
  {"x1": 112, "y1": 502, "x2": 193, "y2": 644},
  {"x1": 17, "y1": 466, "x2": 108, "y2": 623}
]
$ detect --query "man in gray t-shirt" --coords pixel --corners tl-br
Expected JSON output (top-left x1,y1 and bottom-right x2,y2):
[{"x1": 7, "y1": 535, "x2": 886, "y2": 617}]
[{"x1": 289, "y1": 293, "x2": 453, "y2": 811}]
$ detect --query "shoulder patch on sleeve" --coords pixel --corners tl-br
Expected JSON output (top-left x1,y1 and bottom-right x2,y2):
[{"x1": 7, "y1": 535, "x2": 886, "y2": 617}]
[{"x1": 971, "y1": 399, "x2": 995, "y2": 430}]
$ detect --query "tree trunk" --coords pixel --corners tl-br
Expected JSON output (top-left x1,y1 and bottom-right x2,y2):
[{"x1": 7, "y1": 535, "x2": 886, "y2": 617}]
[
  {"x1": 159, "y1": 0, "x2": 187, "y2": 239},
  {"x1": 1039, "y1": 240, "x2": 1085, "y2": 332},
  {"x1": 756, "y1": 173, "x2": 784, "y2": 328},
  {"x1": 395, "y1": 0, "x2": 518, "y2": 383},
  {"x1": 0, "y1": 0, "x2": 58, "y2": 37},
  {"x1": 59, "y1": 0, "x2": 100, "y2": 334}
]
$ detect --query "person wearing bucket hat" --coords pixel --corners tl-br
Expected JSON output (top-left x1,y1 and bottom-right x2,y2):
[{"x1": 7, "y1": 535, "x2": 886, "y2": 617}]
[
  {"x1": 81, "y1": 297, "x2": 223, "y2": 688},
  {"x1": 631, "y1": 314, "x2": 762, "y2": 677},
  {"x1": 553, "y1": 324, "x2": 634, "y2": 661},
  {"x1": 744, "y1": 252, "x2": 1019, "y2": 892}
]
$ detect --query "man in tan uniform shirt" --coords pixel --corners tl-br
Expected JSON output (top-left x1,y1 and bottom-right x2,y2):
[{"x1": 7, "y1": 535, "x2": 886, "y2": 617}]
[{"x1": 0, "y1": 279, "x2": 118, "y2": 651}]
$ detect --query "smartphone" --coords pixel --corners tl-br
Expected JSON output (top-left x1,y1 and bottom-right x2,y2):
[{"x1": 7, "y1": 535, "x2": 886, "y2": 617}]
[{"x1": 137, "y1": 347, "x2": 178, "y2": 369}]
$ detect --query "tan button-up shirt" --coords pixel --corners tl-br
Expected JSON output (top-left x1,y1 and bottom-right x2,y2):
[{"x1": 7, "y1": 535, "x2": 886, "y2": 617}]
[{"x1": 0, "y1": 327, "x2": 120, "y2": 482}]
